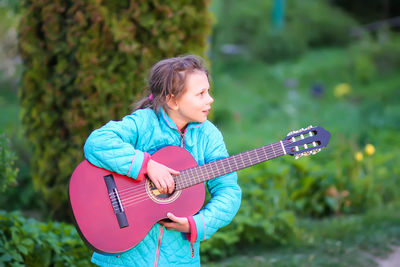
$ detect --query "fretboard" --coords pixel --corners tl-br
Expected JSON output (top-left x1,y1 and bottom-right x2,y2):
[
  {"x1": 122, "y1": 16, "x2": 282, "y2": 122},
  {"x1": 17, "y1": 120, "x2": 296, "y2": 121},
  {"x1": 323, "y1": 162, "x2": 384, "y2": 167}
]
[{"x1": 175, "y1": 141, "x2": 285, "y2": 190}]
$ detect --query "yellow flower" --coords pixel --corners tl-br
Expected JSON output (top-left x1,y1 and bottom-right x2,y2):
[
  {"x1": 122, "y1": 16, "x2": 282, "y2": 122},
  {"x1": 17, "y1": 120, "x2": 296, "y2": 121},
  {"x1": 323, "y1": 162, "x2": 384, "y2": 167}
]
[
  {"x1": 334, "y1": 83, "x2": 351, "y2": 98},
  {"x1": 365, "y1": 144, "x2": 375, "y2": 156},
  {"x1": 355, "y1": 152, "x2": 363, "y2": 162}
]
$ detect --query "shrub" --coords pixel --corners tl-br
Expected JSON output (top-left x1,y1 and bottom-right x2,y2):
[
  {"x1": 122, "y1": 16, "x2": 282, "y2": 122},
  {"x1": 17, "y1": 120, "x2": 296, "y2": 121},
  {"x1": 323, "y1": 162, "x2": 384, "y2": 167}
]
[
  {"x1": 0, "y1": 210, "x2": 92, "y2": 266},
  {"x1": 18, "y1": 0, "x2": 212, "y2": 220},
  {"x1": 0, "y1": 134, "x2": 18, "y2": 192},
  {"x1": 201, "y1": 161, "x2": 298, "y2": 261}
]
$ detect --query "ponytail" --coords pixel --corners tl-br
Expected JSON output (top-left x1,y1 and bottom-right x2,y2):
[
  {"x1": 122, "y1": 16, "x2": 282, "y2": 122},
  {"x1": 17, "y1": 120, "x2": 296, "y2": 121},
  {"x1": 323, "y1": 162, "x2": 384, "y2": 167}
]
[{"x1": 134, "y1": 95, "x2": 153, "y2": 111}]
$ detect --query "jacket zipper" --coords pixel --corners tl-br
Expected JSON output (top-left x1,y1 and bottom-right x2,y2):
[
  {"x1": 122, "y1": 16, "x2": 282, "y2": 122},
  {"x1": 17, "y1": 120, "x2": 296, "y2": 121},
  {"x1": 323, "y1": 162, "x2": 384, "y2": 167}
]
[
  {"x1": 189, "y1": 242, "x2": 195, "y2": 258},
  {"x1": 154, "y1": 225, "x2": 165, "y2": 267},
  {"x1": 154, "y1": 126, "x2": 185, "y2": 266},
  {"x1": 180, "y1": 130, "x2": 186, "y2": 148},
  {"x1": 178, "y1": 129, "x2": 195, "y2": 258}
]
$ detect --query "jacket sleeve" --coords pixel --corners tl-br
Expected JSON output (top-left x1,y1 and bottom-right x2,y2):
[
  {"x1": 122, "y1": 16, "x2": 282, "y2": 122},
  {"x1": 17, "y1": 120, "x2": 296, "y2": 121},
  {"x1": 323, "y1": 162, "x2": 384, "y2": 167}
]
[
  {"x1": 191, "y1": 128, "x2": 242, "y2": 242},
  {"x1": 83, "y1": 113, "x2": 146, "y2": 179}
]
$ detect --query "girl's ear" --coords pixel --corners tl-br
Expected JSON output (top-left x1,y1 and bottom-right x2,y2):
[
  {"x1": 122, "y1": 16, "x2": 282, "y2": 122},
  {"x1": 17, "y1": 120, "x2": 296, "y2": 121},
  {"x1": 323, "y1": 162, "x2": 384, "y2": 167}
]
[{"x1": 166, "y1": 94, "x2": 179, "y2": 110}]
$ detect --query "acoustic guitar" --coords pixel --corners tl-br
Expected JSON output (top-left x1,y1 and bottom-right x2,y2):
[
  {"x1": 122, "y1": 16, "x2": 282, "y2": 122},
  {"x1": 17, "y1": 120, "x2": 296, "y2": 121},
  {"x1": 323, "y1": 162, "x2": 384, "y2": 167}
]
[{"x1": 69, "y1": 125, "x2": 330, "y2": 253}]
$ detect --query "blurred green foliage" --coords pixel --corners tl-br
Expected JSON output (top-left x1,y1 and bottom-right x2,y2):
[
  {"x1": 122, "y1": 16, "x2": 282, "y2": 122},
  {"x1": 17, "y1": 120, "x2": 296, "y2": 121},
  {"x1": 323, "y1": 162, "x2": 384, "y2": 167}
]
[
  {"x1": 211, "y1": 0, "x2": 357, "y2": 62},
  {"x1": 0, "y1": 1, "x2": 39, "y2": 213},
  {"x1": 18, "y1": 0, "x2": 212, "y2": 220},
  {"x1": 0, "y1": 210, "x2": 92, "y2": 266},
  {"x1": 204, "y1": 201, "x2": 400, "y2": 266},
  {"x1": 1, "y1": 0, "x2": 400, "y2": 265},
  {"x1": 201, "y1": 30, "x2": 400, "y2": 260},
  {"x1": 0, "y1": 134, "x2": 18, "y2": 192},
  {"x1": 201, "y1": 161, "x2": 298, "y2": 261}
]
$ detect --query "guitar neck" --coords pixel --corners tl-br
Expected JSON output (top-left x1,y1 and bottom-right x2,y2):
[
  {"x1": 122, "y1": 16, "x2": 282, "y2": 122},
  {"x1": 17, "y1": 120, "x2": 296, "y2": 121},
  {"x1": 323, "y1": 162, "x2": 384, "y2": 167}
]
[{"x1": 175, "y1": 141, "x2": 286, "y2": 190}]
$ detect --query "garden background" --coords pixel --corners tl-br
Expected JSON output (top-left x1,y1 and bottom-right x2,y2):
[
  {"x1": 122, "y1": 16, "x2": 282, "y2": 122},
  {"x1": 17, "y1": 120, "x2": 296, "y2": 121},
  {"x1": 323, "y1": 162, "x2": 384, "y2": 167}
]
[{"x1": 1, "y1": 0, "x2": 400, "y2": 266}]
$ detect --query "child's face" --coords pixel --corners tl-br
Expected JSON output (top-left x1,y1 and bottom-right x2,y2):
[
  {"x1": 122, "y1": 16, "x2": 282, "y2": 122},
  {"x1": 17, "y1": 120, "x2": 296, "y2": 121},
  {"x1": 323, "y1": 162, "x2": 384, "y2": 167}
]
[{"x1": 168, "y1": 71, "x2": 213, "y2": 130}]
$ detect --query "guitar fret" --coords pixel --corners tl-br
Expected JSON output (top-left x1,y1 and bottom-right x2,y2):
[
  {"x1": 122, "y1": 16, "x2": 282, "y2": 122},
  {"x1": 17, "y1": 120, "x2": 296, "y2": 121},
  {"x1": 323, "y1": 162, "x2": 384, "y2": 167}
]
[
  {"x1": 181, "y1": 172, "x2": 186, "y2": 189},
  {"x1": 262, "y1": 146, "x2": 269, "y2": 161},
  {"x1": 240, "y1": 154, "x2": 245, "y2": 169},
  {"x1": 257, "y1": 148, "x2": 263, "y2": 163},
  {"x1": 220, "y1": 158, "x2": 226, "y2": 176},
  {"x1": 233, "y1": 154, "x2": 239, "y2": 171},
  {"x1": 225, "y1": 157, "x2": 233, "y2": 173},
  {"x1": 188, "y1": 169, "x2": 194, "y2": 187},
  {"x1": 274, "y1": 143, "x2": 282, "y2": 157},
  {"x1": 219, "y1": 159, "x2": 226, "y2": 177},
  {"x1": 255, "y1": 148, "x2": 261, "y2": 163},
  {"x1": 271, "y1": 144, "x2": 276, "y2": 158},
  {"x1": 201, "y1": 165, "x2": 208, "y2": 182},
  {"x1": 193, "y1": 167, "x2": 199, "y2": 185},
  {"x1": 277, "y1": 142, "x2": 282, "y2": 156},
  {"x1": 274, "y1": 142, "x2": 280, "y2": 157},
  {"x1": 209, "y1": 164, "x2": 215, "y2": 179},
  {"x1": 225, "y1": 158, "x2": 231, "y2": 173},
  {"x1": 197, "y1": 166, "x2": 203, "y2": 184},
  {"x1": 183, "y1": 172, "x2": 189, "y2": 188},
  {"x1": 196, "y1": 167, "x2": 202, "y2": 184},
  {"x1": 228, "y1": 158, "x2": 234, "y2": 173},
  {"x1": 214, "y1": 161, "x2": 221, "y2": 177},
  {"x1": 247, "y1": 152, "x2": 252, "y2": 166}
]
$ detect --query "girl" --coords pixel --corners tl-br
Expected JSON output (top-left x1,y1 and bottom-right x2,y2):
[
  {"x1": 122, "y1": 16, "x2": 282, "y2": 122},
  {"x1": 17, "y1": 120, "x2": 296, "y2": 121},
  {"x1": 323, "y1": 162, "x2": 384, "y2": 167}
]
[{"x1": 84, "y1": 55, "x2": 242, "y2": 266}]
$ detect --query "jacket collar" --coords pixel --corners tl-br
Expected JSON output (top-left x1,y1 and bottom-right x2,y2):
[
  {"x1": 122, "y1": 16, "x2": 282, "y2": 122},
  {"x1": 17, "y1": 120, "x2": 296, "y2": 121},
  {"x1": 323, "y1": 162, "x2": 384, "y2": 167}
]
[{"x1": 158, "y1": 108, "x2": 203, "y2": 132}]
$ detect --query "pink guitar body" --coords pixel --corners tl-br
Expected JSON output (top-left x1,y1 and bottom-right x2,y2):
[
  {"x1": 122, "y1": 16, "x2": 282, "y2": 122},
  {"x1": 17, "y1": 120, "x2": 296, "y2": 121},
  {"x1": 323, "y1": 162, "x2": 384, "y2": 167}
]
[{"x1": 69, "y1": 146, "x2": 205, "y2": 254}]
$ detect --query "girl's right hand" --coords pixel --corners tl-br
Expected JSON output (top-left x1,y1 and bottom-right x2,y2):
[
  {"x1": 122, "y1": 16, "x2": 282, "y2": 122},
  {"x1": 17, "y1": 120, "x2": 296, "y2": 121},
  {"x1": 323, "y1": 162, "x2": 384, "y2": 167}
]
[{"x1": 146, "y1": 159, "x2": 179, "y2": 194}]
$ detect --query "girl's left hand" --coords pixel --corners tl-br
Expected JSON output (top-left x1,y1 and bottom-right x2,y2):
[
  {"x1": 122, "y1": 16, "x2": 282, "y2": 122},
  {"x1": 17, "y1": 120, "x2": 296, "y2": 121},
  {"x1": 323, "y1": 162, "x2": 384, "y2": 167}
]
[{"x1": 158, "y1": 212, "x2": 190, "y2": 233}]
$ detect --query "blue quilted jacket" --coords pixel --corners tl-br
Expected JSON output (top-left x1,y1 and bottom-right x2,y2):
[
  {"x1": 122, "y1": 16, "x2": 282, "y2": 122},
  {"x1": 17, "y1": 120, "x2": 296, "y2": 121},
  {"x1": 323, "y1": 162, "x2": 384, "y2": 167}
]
[{"x1": 83, "y1": 108, "x2": 242, "y2": 266}]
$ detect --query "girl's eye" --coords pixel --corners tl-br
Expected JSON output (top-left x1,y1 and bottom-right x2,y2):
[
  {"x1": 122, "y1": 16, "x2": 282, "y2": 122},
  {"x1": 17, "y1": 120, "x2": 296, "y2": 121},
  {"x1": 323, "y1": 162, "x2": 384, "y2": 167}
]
[{"x1": 199, "y1": 89, "x2": 210, "y2": 96}]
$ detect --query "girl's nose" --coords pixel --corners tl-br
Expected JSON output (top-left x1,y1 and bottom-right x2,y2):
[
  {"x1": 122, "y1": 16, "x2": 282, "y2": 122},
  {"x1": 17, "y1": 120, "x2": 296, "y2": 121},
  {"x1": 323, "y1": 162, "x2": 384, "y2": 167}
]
[{"x1": 207, "y1": 93, "x2": 214, "y2": 104}]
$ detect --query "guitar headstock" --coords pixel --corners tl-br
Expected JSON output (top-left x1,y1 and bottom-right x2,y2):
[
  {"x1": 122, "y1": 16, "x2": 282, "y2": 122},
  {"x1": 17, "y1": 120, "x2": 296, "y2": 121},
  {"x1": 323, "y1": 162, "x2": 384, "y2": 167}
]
[{"x1": 283, "y1": 126, "x2": 331, "y2": 159}]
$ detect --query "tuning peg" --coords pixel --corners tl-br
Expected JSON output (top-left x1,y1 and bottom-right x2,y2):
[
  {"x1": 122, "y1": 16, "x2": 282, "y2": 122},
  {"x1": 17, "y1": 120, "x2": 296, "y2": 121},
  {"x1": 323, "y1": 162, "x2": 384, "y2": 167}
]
[
  {"x1": 312, "y1": 148, "x2": 321, "y2": 154},
  {"x1": 287, "y1": 130, "x2": 297, "y2": 136},
  {"x1": 294, "y1": 153, "x2": 303, "y2": 160},
  {"x1": 294, "y1": 148, "x2": 321, "y2": 160},
  {"x1": 288, "y1": 126, "x2": 314, "y2": 137}
]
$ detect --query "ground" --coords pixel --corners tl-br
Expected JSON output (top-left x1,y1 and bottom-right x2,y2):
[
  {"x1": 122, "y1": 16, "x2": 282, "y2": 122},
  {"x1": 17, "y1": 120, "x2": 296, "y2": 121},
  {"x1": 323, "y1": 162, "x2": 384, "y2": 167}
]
[{"x1": 375, "y1": 246, "x2": 400, "y2": 267}]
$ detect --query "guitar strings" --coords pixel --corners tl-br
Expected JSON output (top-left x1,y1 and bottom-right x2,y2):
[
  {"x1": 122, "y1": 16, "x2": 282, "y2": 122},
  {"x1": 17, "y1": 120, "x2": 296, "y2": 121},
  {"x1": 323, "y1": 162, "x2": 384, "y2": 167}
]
[
  {"x1": 117, "y1": 183, "x2": 145, "y2": 194},
  {"x1": 117, "y1": 142, "x2": 284, "y2": 198},
  {"x1": 113, "y1": 143, "x2": 283, "y2": 205},
  {"x1": 117, "y1": 139, "x2": 301, "y2": 200},
  {"x1": 125, "y1": 143, "x2": 281, "y2": 201},
  {"x1": 108, "y1": 144, "x2": 284, "y2": 209},
  {"x1": 114, "y1": 169, "x2": 194, "y2": 198},
  {"x1": 112, "y1": 145, "x2": 281, "y2": 203},
  {"x1": 118, "y1": 185, "x2": 149, "y2": 197}
]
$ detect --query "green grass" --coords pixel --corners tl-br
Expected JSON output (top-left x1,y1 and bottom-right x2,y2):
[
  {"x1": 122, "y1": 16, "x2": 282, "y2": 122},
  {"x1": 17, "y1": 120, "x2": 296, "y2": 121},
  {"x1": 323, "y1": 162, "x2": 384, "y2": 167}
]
[{"x1": 204, "y1": 202, "x2": 400, "y2": 266}]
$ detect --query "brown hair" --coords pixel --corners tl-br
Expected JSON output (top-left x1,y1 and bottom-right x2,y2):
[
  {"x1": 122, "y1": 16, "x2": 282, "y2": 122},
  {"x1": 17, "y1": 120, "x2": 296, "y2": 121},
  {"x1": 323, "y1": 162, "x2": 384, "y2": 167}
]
[{"x1": 134, "y1": 55, "x2": 210, "y2": 112}]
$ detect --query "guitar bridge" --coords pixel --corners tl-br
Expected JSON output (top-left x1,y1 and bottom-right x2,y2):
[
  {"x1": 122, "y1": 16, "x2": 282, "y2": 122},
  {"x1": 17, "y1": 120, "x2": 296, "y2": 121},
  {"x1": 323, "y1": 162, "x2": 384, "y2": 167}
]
[{"x1": 104, "y1": 174, "x2": 129, "y2": 228}]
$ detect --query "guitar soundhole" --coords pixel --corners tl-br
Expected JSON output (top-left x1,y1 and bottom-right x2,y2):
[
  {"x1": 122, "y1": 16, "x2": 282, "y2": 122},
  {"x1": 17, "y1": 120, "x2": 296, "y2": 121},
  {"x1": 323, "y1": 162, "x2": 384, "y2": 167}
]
[{"x1": 145, "y1": 180, "x2": 181, "y2": 204}]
